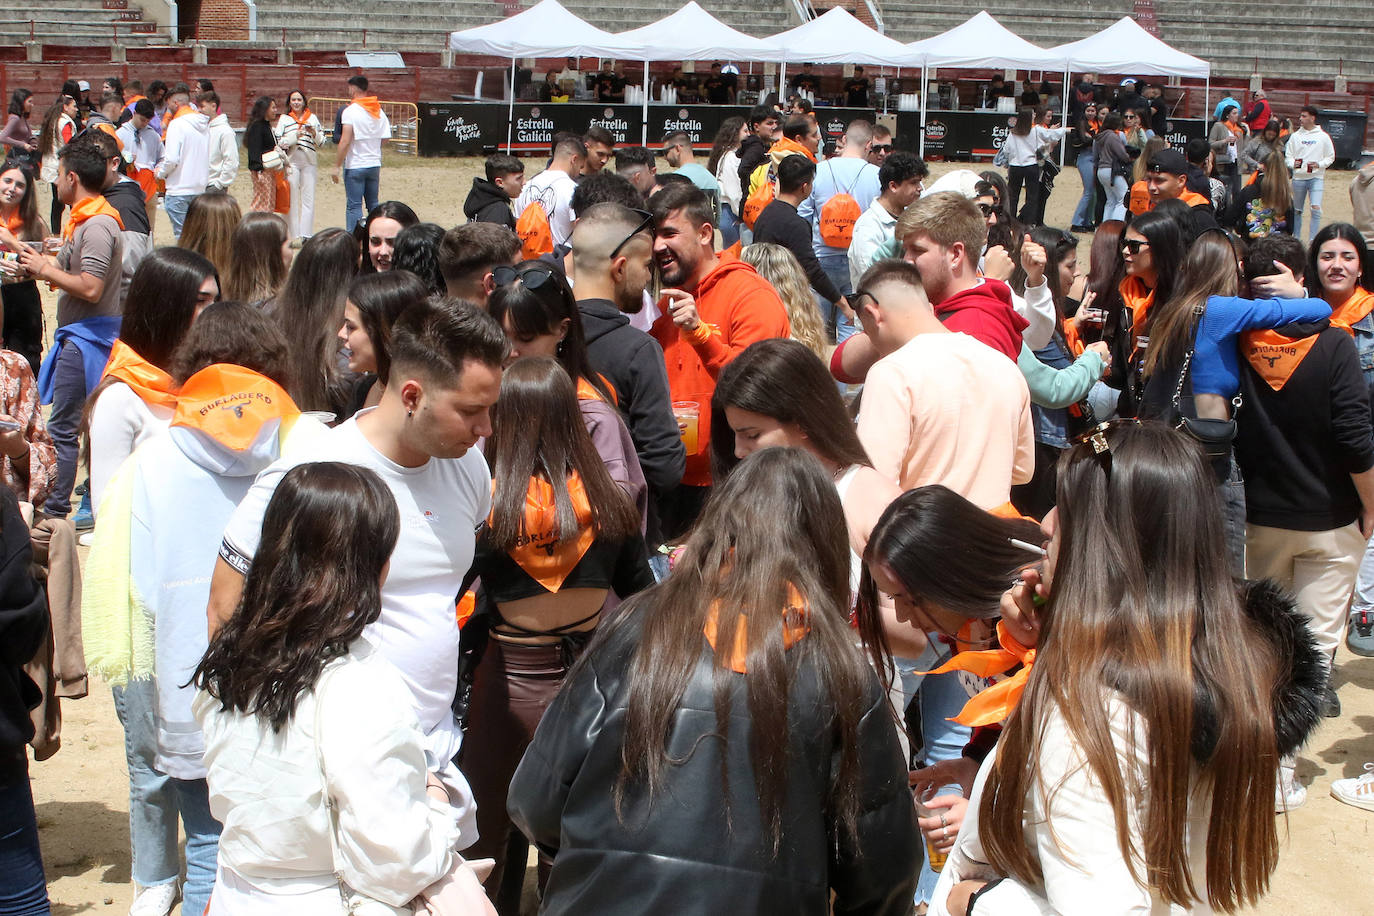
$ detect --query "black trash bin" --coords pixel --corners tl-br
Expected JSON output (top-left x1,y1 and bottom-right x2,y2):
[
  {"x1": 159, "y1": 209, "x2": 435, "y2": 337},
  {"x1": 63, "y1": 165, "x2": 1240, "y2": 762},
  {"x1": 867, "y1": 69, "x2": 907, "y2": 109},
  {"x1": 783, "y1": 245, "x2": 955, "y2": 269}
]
[{"x1": 1317, "y1": 110, "x2": 1368, "y2": 168}]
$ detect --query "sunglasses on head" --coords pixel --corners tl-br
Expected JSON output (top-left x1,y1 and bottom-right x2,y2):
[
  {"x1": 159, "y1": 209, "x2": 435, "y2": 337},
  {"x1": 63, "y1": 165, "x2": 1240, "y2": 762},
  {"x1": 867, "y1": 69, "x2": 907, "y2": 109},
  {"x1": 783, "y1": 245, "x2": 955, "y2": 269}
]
[
  {"x1": 609, "y1": 208, "x2": 654, "y2": 260},
  {"x1": 492, "y1": 264, "x2": 558, "y2": 290}
]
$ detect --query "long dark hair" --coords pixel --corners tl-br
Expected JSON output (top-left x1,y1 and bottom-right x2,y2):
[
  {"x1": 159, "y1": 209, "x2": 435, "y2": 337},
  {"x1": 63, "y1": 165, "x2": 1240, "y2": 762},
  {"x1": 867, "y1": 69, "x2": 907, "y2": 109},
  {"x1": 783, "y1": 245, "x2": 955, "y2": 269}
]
[
  {"x1": 982, "y1": 422, "x2": 1282, "y2": 912},
  {"x1": 390, "y1": 222, "x2": 446, "y2": 297},
  {"x1": 347, "y1": 270, "x2": 427, "y2": 385},
  {"x1": 707, "y1": 115, "x2": 746, "y2": 174},
  {"x1": 855, "y1": 485, "x2": 1044, "y2": 679},
  {"x1": 1308, "y1": 222, "x2": 1374, "y2": 296},
  {"x1": 8, "y1": 89, "x2": 31, "y2": 119},
  {"x1": 710, "y1": 339, "x2": 869, "y2": 480},
  {"x1": 271, "y1": 227, "x2": 359, "y2": 412},
  {"x1": 38, "y1": 96, "x2": 75, "y2": 160},
  {"x1": 1028, "y1": 225, "x2": 1079, "y2": 322},
  {"x1": 1123, "y1": 209, "x2": 1185, "y2": 308},
  {"x1": 170, "y1": 300, "x2": 293, "y2": 389},
  {"x1": 486, "y1": 358, "x2": 639, "y2": 551},
  {"x1": 0, "y1": 159, "x2": 46, "y2": 241},
  {"x1": 248, "y1": 95, "x2": 273, "y2": 124},
  {"x1": 600, "y1": 446, "x2": 870, "y2": 854},
  {"x1": 1011, "y1": 107, "x2": 1034, "y2": 137},
  {"x1": 357, "y1": 200, "x2": 419, "y2": 274},
  {"x1": 193, "y1": 462, "x2": 400, "y2": 731},
  {"x1": 122, "y1": 247, "x2": 218, "y2": 370},
  {"x1": 223, "y1": 212, "x2": 289, "y2": 305},
  {"x1": 487, "y1": 260, "x2": 611, "y2": 401},
  {"x1": 1144, "y1": 230, "x2": 1239, "y2": 376}
]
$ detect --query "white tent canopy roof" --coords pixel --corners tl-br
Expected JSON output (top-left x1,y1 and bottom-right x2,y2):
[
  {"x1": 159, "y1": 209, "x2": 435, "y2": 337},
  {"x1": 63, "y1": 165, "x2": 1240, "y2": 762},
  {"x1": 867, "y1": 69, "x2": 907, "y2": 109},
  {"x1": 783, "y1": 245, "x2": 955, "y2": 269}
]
[
  {"x1": 907, "y1": 11, "x2": 1064, "y2": 70},
  {"x1": 1049, "y1": 17, "x2": 1210, "y2": 78},
  {"x1": 757, "y1": 8, "x2": 915, "y2": 67},
  {"x1": 447, "y1": 0, "x2": 641, "y2": 58},
  {"x1": 614, "y1": 2, "x2": 770, "y2": 61}
]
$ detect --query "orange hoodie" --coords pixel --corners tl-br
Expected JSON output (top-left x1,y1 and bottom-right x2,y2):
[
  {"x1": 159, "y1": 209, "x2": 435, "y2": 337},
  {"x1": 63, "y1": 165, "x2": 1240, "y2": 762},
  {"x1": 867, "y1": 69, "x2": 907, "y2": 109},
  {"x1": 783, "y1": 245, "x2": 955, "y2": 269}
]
[{"x1": 651, "y1": 252, "x2": 791, "y2": 486}]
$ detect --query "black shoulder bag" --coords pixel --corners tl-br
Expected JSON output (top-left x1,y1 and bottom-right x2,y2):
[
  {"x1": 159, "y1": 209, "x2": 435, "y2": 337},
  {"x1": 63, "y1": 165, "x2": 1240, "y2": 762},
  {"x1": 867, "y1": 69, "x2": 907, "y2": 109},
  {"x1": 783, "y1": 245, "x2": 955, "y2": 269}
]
[{"x1": 1172, "y1": 311, "x2": 1241, "y2": 483}]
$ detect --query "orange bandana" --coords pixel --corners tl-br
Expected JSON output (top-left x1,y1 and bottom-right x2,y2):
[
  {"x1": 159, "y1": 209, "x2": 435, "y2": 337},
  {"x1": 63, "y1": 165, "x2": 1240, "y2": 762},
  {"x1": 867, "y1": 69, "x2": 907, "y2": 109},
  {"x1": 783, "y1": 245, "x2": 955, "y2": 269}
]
[
  {"x1": 575, "y1": 373, "x2": 619, "y2": 407},
  {"x1": 124, "y1": 94, "x2": 147, "y2": 110},
  {"x1": 498, "y1": 473, "x2": 595, "y2": 593},
  {"x1": 703, "y1": 585, "x2": 810, "y2": 674},
  {"x1": 290, "y1": 108, "x2": 315, "y2": 126},
  {"x1": 1328, "y1": 288, "x2": 1374, "y2": 334},
  {"x1": 769, "y1": 136, "x2": 817, "y2": 163},
  {"x1": 1242, "y1": 328, "x2": 1321, "y2": 391},
  {"x1": 353, "y1": 96, "x2": 382, "y2": 119},
  {"x1": 102, "y1": 340, "x2": 177, "y2": 409},
  {"x1": 161, "y1": 103, "x2": 195, "y2": 141},
  {"x1": 4, "y1": 212, "x2": 22, "y2": 234},
  {"x1": 922, "y1": 621, "x2": 1035, "y2": 727},
  {"x1": 170, "y1": 364, "x2": 299, "y2": 451},
  {"x1": 1120, "y1": 275, "x2": 1154, "y2": 356},
  {"x1": 63, "y1": 195, "x2": 124, "y2": 241}
]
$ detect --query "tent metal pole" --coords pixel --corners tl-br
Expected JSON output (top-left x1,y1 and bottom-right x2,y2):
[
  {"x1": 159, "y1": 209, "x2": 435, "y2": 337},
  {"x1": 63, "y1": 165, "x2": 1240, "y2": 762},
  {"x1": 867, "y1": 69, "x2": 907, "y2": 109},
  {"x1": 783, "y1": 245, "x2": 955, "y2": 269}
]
[
  {"x1": 1203, "y1": 76, "x2": 1210, "y2": 121},
  {"x1": 642, "y1": 60, "x2": 649, "y2": 145},
  {"x1": 780, "y1": 61, "x2": 787, "y2": 99},
  {"x1": 507, "y1": 58, "x2": 516, "y2": 152},
  {"x1": 1060, "y1": 67, "x2": 1069, "y2": 168},
  {"x1": 919, "y1": 63, "x2": 927, "y2": 158}
]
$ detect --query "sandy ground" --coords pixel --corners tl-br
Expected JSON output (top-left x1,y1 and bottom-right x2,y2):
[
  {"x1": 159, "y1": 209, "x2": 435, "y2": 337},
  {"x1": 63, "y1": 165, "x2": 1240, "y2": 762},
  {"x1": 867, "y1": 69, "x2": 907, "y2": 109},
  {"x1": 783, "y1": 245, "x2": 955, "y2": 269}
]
[{"x1": 26, "y1": 150, "x2": 1374, "y2": 915}]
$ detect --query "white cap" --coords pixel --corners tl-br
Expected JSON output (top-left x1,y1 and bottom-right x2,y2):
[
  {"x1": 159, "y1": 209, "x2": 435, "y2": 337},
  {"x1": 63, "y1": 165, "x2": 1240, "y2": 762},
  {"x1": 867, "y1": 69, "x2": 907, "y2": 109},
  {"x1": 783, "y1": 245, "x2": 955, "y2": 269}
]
[
  {"x1": 78, "y1": 80, "x2": 90, "y2": 91},
  {"x1": 926, "y1": 169, "x2": 982, "y2": 200}
]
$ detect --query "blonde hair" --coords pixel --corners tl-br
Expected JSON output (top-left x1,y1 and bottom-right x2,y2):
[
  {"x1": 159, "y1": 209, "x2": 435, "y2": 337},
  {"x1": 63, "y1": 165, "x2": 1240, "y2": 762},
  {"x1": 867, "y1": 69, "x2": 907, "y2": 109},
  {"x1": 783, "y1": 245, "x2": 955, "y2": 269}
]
[
  {"x1": 1133, "y1": 137, "x2": 1168, "y2": 185},
  {"x1": 895, "y1": 191, "x2": 985, "y2": 264},
  {"x1": 178, "y1": 191, "x2": 241, "y2": 276},
  {"x1": 740, "y1": 243, "x2": 827, "y2": 359}
]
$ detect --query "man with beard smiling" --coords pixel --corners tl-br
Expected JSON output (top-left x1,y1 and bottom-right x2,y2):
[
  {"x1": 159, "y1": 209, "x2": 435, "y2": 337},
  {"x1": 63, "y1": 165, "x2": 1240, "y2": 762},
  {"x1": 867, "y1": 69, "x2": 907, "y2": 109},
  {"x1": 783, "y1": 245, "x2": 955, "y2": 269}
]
[{"x1": 648, "y1": 183, "x2": 789, "y2": 535}]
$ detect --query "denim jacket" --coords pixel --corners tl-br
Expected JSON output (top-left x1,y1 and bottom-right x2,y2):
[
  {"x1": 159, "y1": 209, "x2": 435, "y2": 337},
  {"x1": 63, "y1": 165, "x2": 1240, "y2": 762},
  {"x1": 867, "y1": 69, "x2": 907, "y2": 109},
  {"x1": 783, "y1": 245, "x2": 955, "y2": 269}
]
[{"x1": 1031, "y1": 338, "x2": 1074, "y2": 448}]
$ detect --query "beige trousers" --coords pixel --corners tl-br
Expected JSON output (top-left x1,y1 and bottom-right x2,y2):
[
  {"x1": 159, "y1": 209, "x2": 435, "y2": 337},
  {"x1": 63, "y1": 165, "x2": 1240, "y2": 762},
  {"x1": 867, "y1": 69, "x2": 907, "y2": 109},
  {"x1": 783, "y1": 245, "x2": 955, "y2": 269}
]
[{"x1": 1246, "y1": 521, "x2": 1364, "y2": 666}]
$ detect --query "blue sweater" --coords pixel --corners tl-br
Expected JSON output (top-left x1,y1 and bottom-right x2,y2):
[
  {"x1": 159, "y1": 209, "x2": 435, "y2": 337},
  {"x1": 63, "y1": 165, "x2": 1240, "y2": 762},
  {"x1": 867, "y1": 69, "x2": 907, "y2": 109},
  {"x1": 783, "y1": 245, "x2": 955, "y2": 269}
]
[{"x1": 1191, "y1": 295, "x2": 1332, "y2": 398}]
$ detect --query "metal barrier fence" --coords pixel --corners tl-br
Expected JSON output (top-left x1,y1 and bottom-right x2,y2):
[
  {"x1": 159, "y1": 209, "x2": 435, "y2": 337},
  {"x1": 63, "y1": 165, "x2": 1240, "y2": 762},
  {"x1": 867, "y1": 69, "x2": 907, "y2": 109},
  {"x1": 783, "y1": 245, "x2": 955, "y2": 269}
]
[{"x1": 308, "y1": 97, "x2": 419, "y2": 155}]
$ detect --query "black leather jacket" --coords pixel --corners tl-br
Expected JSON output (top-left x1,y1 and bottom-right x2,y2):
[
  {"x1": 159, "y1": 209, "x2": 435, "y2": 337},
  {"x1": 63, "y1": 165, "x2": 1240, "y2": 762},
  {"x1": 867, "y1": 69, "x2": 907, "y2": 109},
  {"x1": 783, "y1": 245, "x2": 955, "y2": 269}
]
[{"x1": 508, "y1": 610, "x2": 920, "y2": 915}]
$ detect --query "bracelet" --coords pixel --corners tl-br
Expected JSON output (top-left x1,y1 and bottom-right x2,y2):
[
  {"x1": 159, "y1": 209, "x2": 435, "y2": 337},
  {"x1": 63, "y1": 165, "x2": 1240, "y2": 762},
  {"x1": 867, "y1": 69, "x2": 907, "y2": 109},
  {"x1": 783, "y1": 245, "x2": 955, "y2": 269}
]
[
  {"x1": 966, "y1": 877, "x2": 1004, "y2": 915},
  {"x1": 684, "y1": 322, "x2": 713, "y2": 345}
]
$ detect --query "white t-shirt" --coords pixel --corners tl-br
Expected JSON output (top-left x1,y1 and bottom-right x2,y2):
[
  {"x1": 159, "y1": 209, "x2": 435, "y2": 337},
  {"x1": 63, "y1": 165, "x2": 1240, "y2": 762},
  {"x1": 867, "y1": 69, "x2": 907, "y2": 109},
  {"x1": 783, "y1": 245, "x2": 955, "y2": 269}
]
[
  {"x1": 514, "y1": 167, "x2": 578, "y2": 247},
  {"x1": 341, "y1": 103, "x2": 392, "y2": 170},
  {"x1": 220, "y1": 410, "x2": 491, "y2": 769}
]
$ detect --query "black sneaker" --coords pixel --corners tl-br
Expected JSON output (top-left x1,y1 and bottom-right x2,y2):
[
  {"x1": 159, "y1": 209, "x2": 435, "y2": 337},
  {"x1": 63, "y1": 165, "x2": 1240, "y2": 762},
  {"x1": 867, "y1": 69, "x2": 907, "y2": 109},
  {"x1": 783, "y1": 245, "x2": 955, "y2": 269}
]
[
  {"x1": 1349, "y1": 610, "x2": 1374, "y2": 658},
  {"x1": 1320, "y1": 685, "x2": 1342, "y2": 718}
]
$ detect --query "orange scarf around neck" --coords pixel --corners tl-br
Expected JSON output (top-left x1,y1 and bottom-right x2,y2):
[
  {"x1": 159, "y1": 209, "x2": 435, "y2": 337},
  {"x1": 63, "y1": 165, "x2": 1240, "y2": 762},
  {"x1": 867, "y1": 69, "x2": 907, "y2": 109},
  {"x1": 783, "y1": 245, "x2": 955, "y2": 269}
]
[
  {"x1": 161, "y1": 103, "x2": 196, "y2": 140},
  {"x1": 102, "y1": 340, "x2": 177, "y2": 409},
  {"x1": 290, "y1": 108, "x2": 315, "y2": 125},
  {"x1": 1328, "y1": 288, "x2": 1374, "y2": 334},
  {"x1": 63, "y1": 195, "x2": 123, "y2": 241},
  {"x1": 125, "y1": 94, "x2": 147, "y2": 109},
  {"x1": 352, "y1": 96, "x2": 382, "y2": 119},
  {"x1": 921, "y1": 620, "x2": 1035, "y2": 726},
  {"x1": 498, "y1": 472, "x2": 595, "y2": 593},
  {"x1": 3, "y1": 211, "x2": 22, "y2": 234},
  {"x1": 1120, "y1": 275, "x2": 1154, "y2": 356},
  {"x1": 703, "y1": 584, "x2": 810, "y2": 674},
  {"x1": 170, "y1": 364, "x2": 299, "y2": 451}
]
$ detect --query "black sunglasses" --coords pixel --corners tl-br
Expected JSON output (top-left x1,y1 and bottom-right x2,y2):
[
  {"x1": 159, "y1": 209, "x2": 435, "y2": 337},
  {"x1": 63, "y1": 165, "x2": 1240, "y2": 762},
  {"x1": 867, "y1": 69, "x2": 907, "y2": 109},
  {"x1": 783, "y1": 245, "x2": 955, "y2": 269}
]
[
  {"x1": 609, "y1": 208, "x2": 654, "y2": 260},
  {"x1": 492, "y1": 264, "x2": 557, "y2": 290},
  {"x1": 977, "y1": 203, "x2": 997, "y2": 216},
  {"x1": 1121, "y1": 238, "x2": 1150, "y2": 254},
  {"x1": 870, "y1": 144, "x2": 893, "y2": 153}
]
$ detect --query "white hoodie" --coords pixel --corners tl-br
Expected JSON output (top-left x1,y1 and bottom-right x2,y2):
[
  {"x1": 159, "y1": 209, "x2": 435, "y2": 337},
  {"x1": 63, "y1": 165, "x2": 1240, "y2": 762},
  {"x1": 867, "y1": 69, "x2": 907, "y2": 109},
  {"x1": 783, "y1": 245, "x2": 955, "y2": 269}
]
[
  {"x1": 205, "y1": 113, "x2": 239, "y2": 191},
  {"x1": 158, "y1": 110, "x2": 211, "y2": 196},
  {"x1": 1285, "y1": 125, "x2": 1336, "y2": 181}
]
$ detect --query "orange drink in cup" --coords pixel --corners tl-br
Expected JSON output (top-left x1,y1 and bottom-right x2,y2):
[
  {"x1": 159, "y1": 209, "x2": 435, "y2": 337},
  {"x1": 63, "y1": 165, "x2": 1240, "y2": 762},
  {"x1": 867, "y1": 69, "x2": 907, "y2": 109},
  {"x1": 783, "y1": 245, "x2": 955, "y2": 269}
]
[{"x1": 672, "y1": 401, "x2": 700, "y2": 455}]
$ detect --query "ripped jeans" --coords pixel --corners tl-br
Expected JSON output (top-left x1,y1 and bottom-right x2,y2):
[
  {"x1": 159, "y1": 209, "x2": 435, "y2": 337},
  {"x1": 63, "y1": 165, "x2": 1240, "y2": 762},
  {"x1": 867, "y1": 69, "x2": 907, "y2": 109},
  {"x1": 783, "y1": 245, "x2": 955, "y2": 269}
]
[{"x1": 1293, "y1": 177, "x2": 1324, "y2": 242}]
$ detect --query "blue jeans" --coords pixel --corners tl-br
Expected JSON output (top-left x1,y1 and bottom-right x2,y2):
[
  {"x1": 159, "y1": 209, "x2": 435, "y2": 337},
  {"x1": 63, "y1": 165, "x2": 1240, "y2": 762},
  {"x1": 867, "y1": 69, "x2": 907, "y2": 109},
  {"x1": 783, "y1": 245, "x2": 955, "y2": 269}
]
[
  {"x1": 1071, "y1": 149, "x2": 1096, "y2": 227},
  {"x1": 1221, "y1": 456, "x2": 1246, "y2": 578},
  {"x1": 46, "y1": 340, "x2": 88, "y2": 517},
  {"x1": 164, "y1": 194, "x2": 196, "y2": 238},
  {"x1": 719, "y1": 203, "x2": 741, "y2": 248},
  {"x1": 172, "y1": 778, "x2": 220, "y2": 916},
  {"x1": 913, "y1": 670, "x2": 972, "y2": 904},
  {"x1": 344, "y1": 166, "x2": 381, "y2": 231},
  {"x1": 1097, "y1": 166, "x2": 1128, "y2": 222},
  {"x1": 816, "y1": 253, "x2": 857, "y2": 344},
  {"x1": 1293, "y1": 177, "x2": 1324, "y2": 242},
  {"x1": 112, "y1": 682, "x2": 180, "y2": 888},
  {"x1": 0, "y1": 751, "x2": 48, "y2": 915}
]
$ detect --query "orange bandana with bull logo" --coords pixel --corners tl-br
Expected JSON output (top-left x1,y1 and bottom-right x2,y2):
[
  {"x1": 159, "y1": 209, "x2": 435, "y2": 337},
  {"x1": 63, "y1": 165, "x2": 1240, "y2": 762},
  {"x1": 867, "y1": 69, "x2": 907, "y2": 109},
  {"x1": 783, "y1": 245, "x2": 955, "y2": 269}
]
[{"x1": 170, "y1": 364, "x2": 299, "y2": 451}]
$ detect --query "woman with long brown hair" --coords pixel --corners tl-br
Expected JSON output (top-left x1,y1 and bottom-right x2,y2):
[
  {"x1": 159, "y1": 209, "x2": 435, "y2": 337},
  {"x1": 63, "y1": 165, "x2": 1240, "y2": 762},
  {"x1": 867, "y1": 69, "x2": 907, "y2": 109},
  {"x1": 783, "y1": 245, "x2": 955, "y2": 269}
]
[
  {"x1": 1227, "y1": 147, "x2": 1295, "y2": 241},
  {"x1": 708, "y1": 115, "x2": 748, "y2": 246},
  {"x1": 508, "y1": 445, "x2": 919, "y2": 914},
  {"x1": 928, "y1": 422, "x2": 1324, "y2": 916},
  {"x1": 269, "y1": 226, "x2": 358, "y2": 416},
  {"x1": 458, "y1": 356, "x2": 649, "y2": 913},
  {"x1": 0, "y1": 159, "x2": 49, "y2": 372},
  {"x1": 222, "y1": 212, "x2": 291, "y2": 305},
  {"x1": 38, "y1": 94, "x2": 78, "y2": 230},
  {"x1": 177, "y1": 191, "x2": 240, "y2": 277}
]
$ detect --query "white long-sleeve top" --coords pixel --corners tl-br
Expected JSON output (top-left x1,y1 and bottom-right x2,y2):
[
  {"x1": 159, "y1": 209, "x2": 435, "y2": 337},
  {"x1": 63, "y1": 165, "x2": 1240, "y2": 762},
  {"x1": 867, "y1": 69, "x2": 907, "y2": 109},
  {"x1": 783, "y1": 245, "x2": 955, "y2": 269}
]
[
  {"x1": 88, "y1": 381, "x2": 173, "y2": 516},
  {"x1": 930, "y1": 695, "x2": 1213, "y2": 916},
  {"x1": 1285, "y1": 126, "x2": 1336, "y2": 180},
  {"x1": 195, "y1": 640, "x2": 461, "y2": 913},
  {"x1": 1000, "y1": 126, "x2": 1067, "y2": 168},
  {"x1": 717, "y1": 148, "x2": 744, "y2": 213}
]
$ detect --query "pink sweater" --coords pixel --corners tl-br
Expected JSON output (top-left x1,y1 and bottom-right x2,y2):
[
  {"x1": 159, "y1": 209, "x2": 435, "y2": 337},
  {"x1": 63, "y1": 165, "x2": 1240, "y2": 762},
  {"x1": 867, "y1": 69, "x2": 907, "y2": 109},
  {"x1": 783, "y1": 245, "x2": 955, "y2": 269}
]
[{"x1": 856, "y1": 331, "x2": 1035, "y2": 509}]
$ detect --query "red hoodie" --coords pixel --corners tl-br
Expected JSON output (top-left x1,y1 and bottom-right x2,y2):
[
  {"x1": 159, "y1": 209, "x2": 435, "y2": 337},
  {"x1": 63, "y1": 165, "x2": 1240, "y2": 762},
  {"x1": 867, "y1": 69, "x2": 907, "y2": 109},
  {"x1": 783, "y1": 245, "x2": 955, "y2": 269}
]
[
  {"x1": 933, "y1": 278, "x2": 1027, "y2": 361},
  {"x1": 651, "y1": 252, "x2": 791, "y2": 486}
]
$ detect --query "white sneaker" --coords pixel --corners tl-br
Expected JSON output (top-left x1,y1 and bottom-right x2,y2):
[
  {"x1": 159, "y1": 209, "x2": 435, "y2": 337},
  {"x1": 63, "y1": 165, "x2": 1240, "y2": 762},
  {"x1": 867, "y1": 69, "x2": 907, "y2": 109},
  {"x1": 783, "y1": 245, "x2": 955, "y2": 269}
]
[
  {"x1": 1331, "y1": 762, "x2": 1374, "y2": 812},
  {"x1": 1275, "y1": 764, "x2": 1307, "y2": 812},
  {"x1": 129, "y1": 881, "x2": 179, "y2": 916},
  {"x1": 78, "y1": 531, "x2": 94, "y2": 548}
]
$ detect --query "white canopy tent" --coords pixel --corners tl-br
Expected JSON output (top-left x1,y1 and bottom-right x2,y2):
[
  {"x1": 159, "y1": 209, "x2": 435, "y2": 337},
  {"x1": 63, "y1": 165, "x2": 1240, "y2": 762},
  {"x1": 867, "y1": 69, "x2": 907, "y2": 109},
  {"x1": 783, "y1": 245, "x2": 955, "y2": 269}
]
[
  {"x1": 448, "y1": 0, "x2": 644, "y2": 147},
  {"x1": 906, "y1": 12, "x2": 1065, "y2": 157},
  {"x1": 759, "y1": 6, "x2": 916, "y2": 96},
  {"x1": 1050, "y1": 17, "x2": 1212, "y2": 125}
]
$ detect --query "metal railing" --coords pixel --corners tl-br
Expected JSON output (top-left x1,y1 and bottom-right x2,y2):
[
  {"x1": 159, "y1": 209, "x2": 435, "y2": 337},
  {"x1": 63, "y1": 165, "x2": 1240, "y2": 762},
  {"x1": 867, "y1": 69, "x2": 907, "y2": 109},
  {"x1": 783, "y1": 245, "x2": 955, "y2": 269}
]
[{"x1": 308, "y1": 97, "x2": 419, "y2": 155}]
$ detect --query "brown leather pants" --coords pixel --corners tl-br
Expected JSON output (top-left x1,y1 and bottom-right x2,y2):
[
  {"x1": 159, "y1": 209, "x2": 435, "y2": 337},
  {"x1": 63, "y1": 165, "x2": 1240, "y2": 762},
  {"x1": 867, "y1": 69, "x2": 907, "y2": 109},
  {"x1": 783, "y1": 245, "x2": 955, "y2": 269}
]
[{"x1": 458, "y1": 637, "x2": 582, "y2": 915}]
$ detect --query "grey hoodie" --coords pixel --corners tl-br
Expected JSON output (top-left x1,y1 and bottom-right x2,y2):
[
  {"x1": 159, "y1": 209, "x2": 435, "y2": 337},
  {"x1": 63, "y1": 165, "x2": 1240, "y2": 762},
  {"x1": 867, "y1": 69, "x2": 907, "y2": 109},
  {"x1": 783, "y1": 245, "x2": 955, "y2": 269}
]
[{"x1": 206, "y1": 112, "x2": 238, "y2": 190}]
